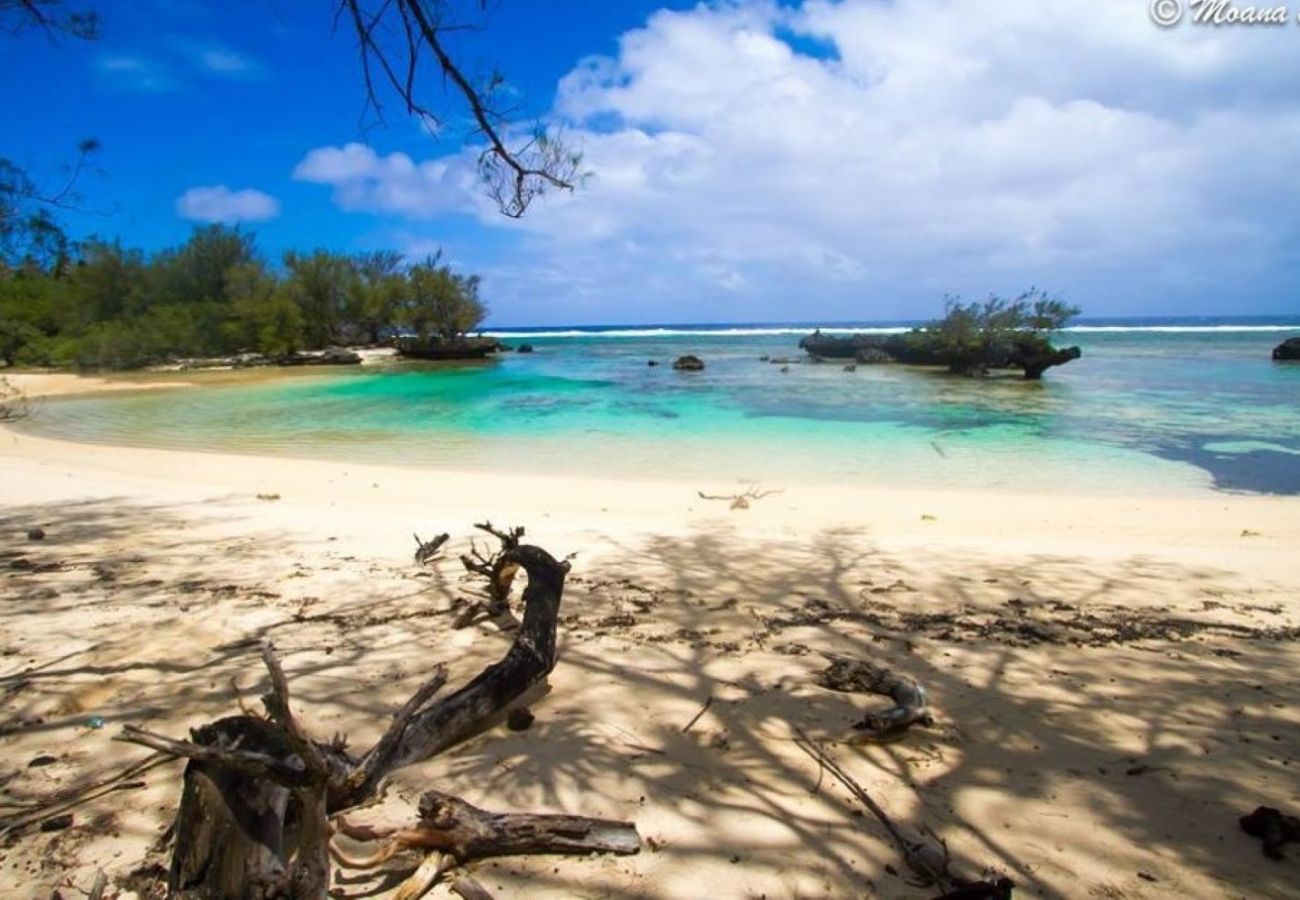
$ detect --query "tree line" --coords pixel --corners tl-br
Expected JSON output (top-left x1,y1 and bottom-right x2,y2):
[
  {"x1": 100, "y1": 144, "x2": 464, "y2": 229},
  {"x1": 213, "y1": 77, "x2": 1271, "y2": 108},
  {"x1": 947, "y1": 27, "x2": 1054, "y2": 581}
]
[{"x1": 0, "y1": 225, "x2": 486, "y2": 370}]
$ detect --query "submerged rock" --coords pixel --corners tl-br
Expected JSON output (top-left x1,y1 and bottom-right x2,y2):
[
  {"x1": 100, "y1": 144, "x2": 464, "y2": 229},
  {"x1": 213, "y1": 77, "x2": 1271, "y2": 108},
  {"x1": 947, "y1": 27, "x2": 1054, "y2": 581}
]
[
  {"x1": 673, "y1": 355, "x2": 705, "y2": 371},
  {"x1": 517, "y1": 344, "x2": 535, "y2": 354},
  {"x1": 1273, "y1": 337, "x2": 1300, "y2": 361}
]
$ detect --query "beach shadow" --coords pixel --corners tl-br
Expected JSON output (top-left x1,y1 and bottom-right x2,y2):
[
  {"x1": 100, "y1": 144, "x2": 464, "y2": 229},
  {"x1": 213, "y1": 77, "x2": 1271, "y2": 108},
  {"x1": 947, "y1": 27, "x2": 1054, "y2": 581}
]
[{"x1": 4, "y1": 506, "x2": 1299, "y2": 898}]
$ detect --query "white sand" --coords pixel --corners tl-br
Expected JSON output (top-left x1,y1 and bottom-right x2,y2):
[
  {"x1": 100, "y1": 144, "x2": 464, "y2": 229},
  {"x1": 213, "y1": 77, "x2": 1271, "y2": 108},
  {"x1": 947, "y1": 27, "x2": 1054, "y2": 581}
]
[{"x1": 1, "y1": 372, "x2": 1298, "y2": 898}]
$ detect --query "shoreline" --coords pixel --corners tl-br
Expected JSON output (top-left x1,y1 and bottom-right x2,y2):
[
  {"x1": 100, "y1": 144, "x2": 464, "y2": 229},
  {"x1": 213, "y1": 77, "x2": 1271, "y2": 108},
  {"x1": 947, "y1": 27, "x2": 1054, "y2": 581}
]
[
  {"x1": 3, "y1": 373, "x2": 1300, "y2": 899},
  {"x1": 0, "y1": 368, "x2": 1253, "y2": 501}
]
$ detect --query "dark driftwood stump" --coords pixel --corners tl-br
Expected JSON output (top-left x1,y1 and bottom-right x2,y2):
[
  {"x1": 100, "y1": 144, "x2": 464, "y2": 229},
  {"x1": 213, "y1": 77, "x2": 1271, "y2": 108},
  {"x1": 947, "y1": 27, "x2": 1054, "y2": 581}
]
[
  {"x1": 168, "y1": 718, "x2": 298, "y2": 898},
  {"x1": 124, "y1": 542, "x2": 639, "y2": 899}
]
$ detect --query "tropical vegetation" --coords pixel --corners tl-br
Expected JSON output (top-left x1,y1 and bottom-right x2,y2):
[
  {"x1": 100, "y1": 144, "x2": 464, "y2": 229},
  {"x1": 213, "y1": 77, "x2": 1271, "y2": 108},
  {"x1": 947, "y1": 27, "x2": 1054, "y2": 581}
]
[{"x1": 0, "y1": 226, "x2": 485, "y2": 370}]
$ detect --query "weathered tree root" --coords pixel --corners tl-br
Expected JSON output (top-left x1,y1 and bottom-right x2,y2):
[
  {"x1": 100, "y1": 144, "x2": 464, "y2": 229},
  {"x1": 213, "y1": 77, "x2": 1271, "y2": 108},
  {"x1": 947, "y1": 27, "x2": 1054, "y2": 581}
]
[
  {"x1": 459, "y1": 522, "x2": 525, "y2": 613},
  {"x1": 333, "y1": 790, "x2": 640, "y2": 867},
  {"x1": 817, "y1": 652, "x2": 933, "y2": 741},
  {"x1": 117, "y1": 536, "x2": 639, "y2": 899}
]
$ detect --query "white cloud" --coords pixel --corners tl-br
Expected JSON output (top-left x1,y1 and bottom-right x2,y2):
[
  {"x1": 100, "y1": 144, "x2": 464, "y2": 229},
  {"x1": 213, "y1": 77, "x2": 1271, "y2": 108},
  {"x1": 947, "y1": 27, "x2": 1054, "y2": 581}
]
[
  {"x1": 194, "y1": 45, "x2": 264, "y2": 77},
  {"x1": 95, "y1": 53, "x2": 177, "y2": 92},
  {"x1": 292, "y1": 143, "x2": 477, "y2": 218},
  {"x1": 176, "y1": 185, "x2": 281, "y2": 223},
  {"x1": 297, "y1": 0, "x2": 1300, "y2": 321}
]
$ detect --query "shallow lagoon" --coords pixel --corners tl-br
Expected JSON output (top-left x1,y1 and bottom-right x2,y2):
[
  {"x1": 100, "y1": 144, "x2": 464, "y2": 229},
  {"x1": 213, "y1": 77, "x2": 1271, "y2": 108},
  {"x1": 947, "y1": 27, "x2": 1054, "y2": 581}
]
[{"x1": 16, "y1": 321, "x2": 1300, "y2": 495}]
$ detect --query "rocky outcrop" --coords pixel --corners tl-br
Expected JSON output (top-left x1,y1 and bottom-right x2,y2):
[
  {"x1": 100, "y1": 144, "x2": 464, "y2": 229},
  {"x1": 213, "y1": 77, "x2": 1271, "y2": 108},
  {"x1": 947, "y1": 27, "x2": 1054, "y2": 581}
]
[
  {"x1": 1273, "y1": 337, "x2": 1300, "y2": 361},
  {"x1": 395, "y1": 336, "x2": 504, "y2": 361},
  {"x1": 276, "y1": 347, "x2": 363, "y2": 366},
  {"x1": 672, "y1": 355, "x2": 705, "y2": 371},
  {"x1": 855, "y1": 347, "x2": 896, "y2": 364},
  {"x1": 799, "y1": 331, "x2": 1080, "y2": 380},
  {"x1": 517, "y1": 344, "x2": 535, "y2": 354}
]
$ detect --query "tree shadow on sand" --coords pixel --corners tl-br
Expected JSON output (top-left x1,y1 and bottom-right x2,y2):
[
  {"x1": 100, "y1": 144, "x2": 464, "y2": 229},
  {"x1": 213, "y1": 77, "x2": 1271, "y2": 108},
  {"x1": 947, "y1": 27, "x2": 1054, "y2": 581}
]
[{"x1": 3, "y1": 503, "x2": 1299, "y2": 898}]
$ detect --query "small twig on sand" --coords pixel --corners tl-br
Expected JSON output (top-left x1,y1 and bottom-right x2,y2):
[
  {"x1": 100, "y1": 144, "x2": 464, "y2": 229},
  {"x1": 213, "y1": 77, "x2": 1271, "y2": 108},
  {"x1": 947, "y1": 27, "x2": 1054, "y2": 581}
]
[
  {"x1": 792, "y1": 726, "x2": 950, "y2": 889},
  {"x1": 0, "y1": 753, "x2": 174, "y2": 837},
  {"x1": 697, "y1": 485, "x2": 783, "y2": 510},
  {"x1": 680, "y1": 695, "x2": 714, "y2": 734}
]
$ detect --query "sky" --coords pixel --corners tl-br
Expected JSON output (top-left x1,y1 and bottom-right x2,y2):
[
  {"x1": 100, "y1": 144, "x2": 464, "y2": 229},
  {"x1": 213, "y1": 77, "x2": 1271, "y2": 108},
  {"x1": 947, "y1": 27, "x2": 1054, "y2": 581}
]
[{"x1": 3, "y1": 0, "x2": 1299, "y2": 325}]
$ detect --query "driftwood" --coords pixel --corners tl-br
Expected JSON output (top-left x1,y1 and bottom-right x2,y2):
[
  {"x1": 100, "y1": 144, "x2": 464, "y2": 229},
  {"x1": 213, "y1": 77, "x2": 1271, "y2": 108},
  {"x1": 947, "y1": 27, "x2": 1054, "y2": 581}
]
[
  {"x1": 457, "y1": 522, "x2": 525, "y2": 620},
  {"x1": 697, "y1": 486, "x2": 782, "y2": 510},
  {"x1": 817, "y1": 653, "x2": 933, "y2": 741},
  {"x1": 118, "y1": 535, "x2": 640, "y2": 898},
  {"x1": 332, "y1": 790, "x2": 640, "y2": 865},
  {"x1": 413, "y1": 532, "x2": 450, "y2": 565}
]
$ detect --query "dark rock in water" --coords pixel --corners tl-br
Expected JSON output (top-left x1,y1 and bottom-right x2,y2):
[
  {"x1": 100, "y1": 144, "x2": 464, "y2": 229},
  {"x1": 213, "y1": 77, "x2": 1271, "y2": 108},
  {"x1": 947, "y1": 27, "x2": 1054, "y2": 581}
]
[
  {"x1": 1273, "y1": 337, "x2": 1300, "y2": 361},
  {"x1": 26, "y1": 527, "x2": 45, "y2": 541},
  {"x1": 759, "y1": 355, "x2": 770, "y2": 362},
  {"x1": 855, "y1": 347, "x2": 895, "y2": 364},
  {"x1": 395, "y1": 336, "x2": 503, "y2": 360},
  {"x1": 517, "y1": 344, "x2": 535, "y2": 354},
  {"x1": 843, "y1": 364, "x2": 857, "y2": 372},
  {"x1": 673, "y1": 355, "x2": 705, "y2": 371},
  {"x1": 506, "y1": 707, "x2": 535, "y2": 731},
  {"x1": 647, "y1": 360, "x2": 660, "y2": 367},
  {"x1": 799, "y1": 331, "x2": 1080, "y2": 379}
]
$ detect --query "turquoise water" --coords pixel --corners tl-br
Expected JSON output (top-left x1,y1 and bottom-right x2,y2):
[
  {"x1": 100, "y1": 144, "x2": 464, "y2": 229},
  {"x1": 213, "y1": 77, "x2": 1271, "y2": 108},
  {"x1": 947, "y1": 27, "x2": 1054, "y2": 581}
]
[{"x1": 15, "y1": 320, "x2": 1300, "y2": 495}]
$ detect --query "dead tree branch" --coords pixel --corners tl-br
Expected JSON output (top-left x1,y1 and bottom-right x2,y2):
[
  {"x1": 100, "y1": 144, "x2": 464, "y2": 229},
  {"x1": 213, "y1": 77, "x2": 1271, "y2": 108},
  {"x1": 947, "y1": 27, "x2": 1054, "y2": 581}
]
[
  {"x1": 117, "y1": 531, "x2": 628, "y2": 898},
  {"x1": 458, "y1": 521, "x2": 524, "y2": 613},
  {"x1": 0, "y1": 0, "x2": 99, "y2": 41},
  {"x1": 414, "y1": 531, "x2": 450, "y2": 564},
  {"x1": 817, "y1": 652, "x2": 933, "y2": 742},
  {"x1": 338, "y1": 0, "x2": 582, "y2": 217},
  {"x1": 697, "y1": 485, "x2": 783, "y2": 510}
]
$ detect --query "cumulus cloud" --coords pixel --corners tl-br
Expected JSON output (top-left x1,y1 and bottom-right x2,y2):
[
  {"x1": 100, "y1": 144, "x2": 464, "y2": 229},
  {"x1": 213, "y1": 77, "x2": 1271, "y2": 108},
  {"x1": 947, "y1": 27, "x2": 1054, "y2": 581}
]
[
  {"x1": 292, "y1": 143, "x2": 478, "y2": 218},
  {"x1": 298, "y1": 0, "x2": 1300, "y2": 321},
  {"x1": 176, "y1": 185, "x2": 281, "y2": 223}
]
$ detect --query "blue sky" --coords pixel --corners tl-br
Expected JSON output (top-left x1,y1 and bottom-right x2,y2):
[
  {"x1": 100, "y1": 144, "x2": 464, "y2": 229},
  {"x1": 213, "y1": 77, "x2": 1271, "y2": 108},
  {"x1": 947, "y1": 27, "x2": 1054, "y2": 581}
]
[{"x1": 4, "y1": 0, "x2": 1299, "y2": 324}]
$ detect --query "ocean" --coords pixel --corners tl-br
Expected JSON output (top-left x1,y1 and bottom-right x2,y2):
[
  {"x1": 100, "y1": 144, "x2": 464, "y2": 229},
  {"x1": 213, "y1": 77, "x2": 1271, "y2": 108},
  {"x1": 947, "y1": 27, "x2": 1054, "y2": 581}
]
[{"x1": 14, "y1": 317, "x2": 1300, "y2": 496}]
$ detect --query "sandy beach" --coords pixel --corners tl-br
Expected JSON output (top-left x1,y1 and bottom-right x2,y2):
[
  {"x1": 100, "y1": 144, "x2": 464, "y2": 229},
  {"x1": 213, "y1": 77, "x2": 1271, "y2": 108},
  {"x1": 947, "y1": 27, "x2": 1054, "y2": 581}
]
[{"x1": 2, "y1": 373, "x2": 1299, "y2": 899}]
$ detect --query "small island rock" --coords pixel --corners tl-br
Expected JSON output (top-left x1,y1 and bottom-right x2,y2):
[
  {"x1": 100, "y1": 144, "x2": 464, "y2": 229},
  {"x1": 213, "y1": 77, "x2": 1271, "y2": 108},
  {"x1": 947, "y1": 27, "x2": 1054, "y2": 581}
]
[{"x1": 1273, "y1": 337, "x2": 1300, "y2": 361}]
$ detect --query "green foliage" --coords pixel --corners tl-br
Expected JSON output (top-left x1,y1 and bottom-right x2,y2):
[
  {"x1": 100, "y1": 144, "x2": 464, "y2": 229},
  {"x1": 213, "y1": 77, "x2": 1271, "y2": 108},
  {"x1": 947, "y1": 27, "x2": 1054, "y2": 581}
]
[
  {"x1": 0, "y1": 226, "x2": 485, "y2": 370},
  {"x1": 283, "y1": 250, "x2": 358, "y2": 347},
  {"x1": 921, "y1": 288, "x2": 1079, "y2": 374},
  {"x1": 402, "y1": 254, "x2": 486, "y2": 342}
]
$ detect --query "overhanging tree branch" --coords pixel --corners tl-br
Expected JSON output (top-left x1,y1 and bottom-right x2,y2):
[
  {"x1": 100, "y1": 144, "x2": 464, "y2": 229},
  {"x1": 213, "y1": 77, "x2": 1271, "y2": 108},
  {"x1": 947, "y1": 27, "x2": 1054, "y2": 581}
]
[{"x1": 339, "y1": 0, "x2": 582, "y2": 217}]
